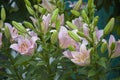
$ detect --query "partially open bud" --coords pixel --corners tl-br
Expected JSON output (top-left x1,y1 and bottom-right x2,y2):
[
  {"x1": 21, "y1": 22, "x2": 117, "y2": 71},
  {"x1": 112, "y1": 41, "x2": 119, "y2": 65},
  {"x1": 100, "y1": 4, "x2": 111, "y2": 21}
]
[
  {"x1": 101, "y1": 42, "x2": 107, "y2": 53},
  {"x1": 12, "y1": 21, "x2": 27, "y2": 33},
  {"x1": 103, "y1": 18, "x2": 115, "y2": 35},
  {"x1": 71, "y1": 10, "x2": 80, "y2": 17},
  {"x1": 26, "y1": 5, "x2": 34, "y2": 15},
  {"x1": 23, "y1": 21, "x2": 34, "y2": 30},
  {"x1": 66, "y1": 21, "x2": 77, "y2": 29},
  {"x1": 4, "y1": 25, "x2": 11, "y2": 39},
  {"x1": 1, "y1": 7, "x2": 6, "y2": 21},
  {"x1": 51, "y1": 8, "x2": 59, "y2": 23},
  {"x1": 68, "y1": 31, "x2": 80, "y2": 42},
  {"x1": 34, "y1": 5, "x2": 46, "y2": 14},
  {"x1": 51, "y1": 30, "x2": 58, "y2": 44},
  {"x1": 73, "y1": 0, "x2": 82, "y2": 10}
]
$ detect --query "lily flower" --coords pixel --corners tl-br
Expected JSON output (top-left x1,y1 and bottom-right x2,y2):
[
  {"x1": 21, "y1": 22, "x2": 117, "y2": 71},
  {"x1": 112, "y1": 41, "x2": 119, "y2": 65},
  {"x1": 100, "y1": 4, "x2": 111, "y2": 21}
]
[
  {"x1": 58, "y1": 26, "x2": 77, "y2": 49},
  {"x1": 63, "y1": 43, "x2": 90, "y2": 66},
  {"x1": 10, "y1": 36, "x2": 38, "y2": 55}
]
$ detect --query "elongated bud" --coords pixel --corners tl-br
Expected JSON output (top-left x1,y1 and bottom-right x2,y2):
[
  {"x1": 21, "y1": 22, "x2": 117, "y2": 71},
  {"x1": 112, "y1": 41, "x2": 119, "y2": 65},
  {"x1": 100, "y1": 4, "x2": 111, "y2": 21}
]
[
  {"x1": 88, "y1": 0, "x2": 93, "y2": 10},
  {"x1": 4, "y1": 26, "x2": 11, "y2": 39},
  {"x1": 68, "y1": 31, "x2": 80, "y2": 42},
  {"x1": 0, "y1": 20, "x2": 3, "y2": 28},
  {"x1": 104, "y1": 18, "x2": 115, "y2": 35},
  {"x1": 81, "y1": 10, "x2": 89, "y2": 23},
  {"x1": 26, "y1": 5, "x2": 34, "y2": 15},
  {"x1": 51, "y1": 31, "x2": 58, "y2": 44},
  {"x1": 68, "y1": 46, "x2": 75, "y2": 51},
  {"x1": 1, "y1": 7, "x2": 6, "y2": 21},
  {"x1": 12, "y1": 21, "x2": 27, "y2": 33},
  {"x1": 101, "y1": 42, "x2": 107, "y2": 53},
  {"x1": 66, "y1": 21, "x2": 77, "y2": 29},
  {"x1": 73, "y1": 0, "x2": 82, "y2": 10},
  {"x1": 51, "y1": 8, "x2": 59, "y2": 23},
  {"x1": 24, "y1": 0, "x2": 31, "y2": 7},
  {"x1": 77, "y1": 31, "x2": 85, "y2": 38},
  {"x1": 71, "y1": 10, "x2": 80, "y2": 16},
  {"x1": 34, "y1": 5, "x2": 46, "y2": 14},
  {"x1": 92, "y1": 16, "x2": 99, "y2": 27},
  {"x1": 110, "y1": 42, "x2": 115, "y2": 51},
  {"x1": 55, "y1": 20, "x2": 60, "y2": 31},
  {"x1": 23, "y1": 21, "x2": 34, "y2": 30}
]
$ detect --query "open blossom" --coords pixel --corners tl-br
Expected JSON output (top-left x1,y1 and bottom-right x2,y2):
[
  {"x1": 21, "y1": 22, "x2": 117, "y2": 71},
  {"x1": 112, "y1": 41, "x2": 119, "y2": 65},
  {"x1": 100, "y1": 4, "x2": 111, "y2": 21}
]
[
  {"x1": 0, "y1": 33, "x2": 2, "y2": 48},
  {"x1": 63, "y1": 43, "x2": 90, "y2": 66},
  {"x1": 10, "y1": 36, "x2": 38, "y2": 55},
  {"x1": 58, "y1": 26, "x2": 77, "y2": 49}
]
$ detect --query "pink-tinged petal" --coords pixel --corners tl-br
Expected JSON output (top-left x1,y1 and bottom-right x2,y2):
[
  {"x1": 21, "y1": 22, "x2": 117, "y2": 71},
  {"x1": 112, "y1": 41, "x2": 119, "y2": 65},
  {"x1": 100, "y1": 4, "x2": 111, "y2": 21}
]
[
  {"x1": 0, "y1": 33, "x2": 2, "y2": 47},
  {"x1": 83, "y1": 23, "x2": 89, "y2": 36},
  {"x1": 80, "y1": 44, "x2": 88, "y2": 55},
  {"x1": 58, "y1": 14, "x2": 64, "y2": 26},
  {"x1": 10, "y1": 44, "x2": 19, "y2": 52},
  {"x1": 5, "y1": 23, "x2": 12, "y2": 30},
  {"x1": 63, "y1": 50, "x2": 73, "y2": 59},
  {"x1": 96, "y1": 29, "x2": 103, "y2": 41},
  {"x1": 109, "y1": 35, "x2": 115, "y2": 47},
  {"x1": 111, "y1": 41, "x2": 120, "y2": 58},
  {"x1": 72, "y1": 17, "x2": 83, "y2": 28}
]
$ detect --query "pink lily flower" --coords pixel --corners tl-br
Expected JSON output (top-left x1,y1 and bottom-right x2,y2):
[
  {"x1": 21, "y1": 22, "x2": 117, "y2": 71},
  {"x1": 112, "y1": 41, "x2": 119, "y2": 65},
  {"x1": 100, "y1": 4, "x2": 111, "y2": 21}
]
[
  {"x1": 10, "y1": 36, "x2": 38, "y2": 55},
  {"x1": 63, "y1": 43, "x2": 90, "y2": 66},
  {"x1": 58, "y1": 26, "x2": 77, "y2": 49}
]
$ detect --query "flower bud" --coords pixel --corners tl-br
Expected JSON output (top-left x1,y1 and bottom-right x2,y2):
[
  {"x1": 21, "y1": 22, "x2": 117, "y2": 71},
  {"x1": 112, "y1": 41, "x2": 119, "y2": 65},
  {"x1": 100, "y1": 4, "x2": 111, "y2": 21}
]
[
  {"x1": 34, "y1": 5, "x2": 46, "y2": 14},
  {"x1": 51, "y1": 30, "x2": 58, "y2": 44},
  {"x1": 12, "y1": 21, "x2": 27, "y2": 33},
  {"x1": 23, "y1": 21, "x2": 34, "y2": 30},
  {"x1": 92, "y1": 16, "x2": 99, "y2": 27},
  {"x1": 73, "y1": 0, "x2": 82, "y2": 10},
  {"x1": 1, "y1": 7, "x2": 6, "y2": 21},
  {"x1": 110, "y1": 42, "x2": 115, "y2": 51},
  {"x1": 68, "y1": 45, "x2": 75, "y2": 51},
  {"x1": 77, "y1": 31, "x2": 85, "y2": 38},
  {"x1": 0, "y1": 20, "x2": 3, "y2": 28},
  {"x1": 103, "y1": 18, "x2": 115, "y2": 35},
  {"x1": 51, "y1": 8, "x2": 59, "y2": 23},
  {"x1": 81, "y1": 10, "x2": 89, "y2": 23},
  {"x1": 24, "y1": 0, "x2": 31, "y2": 7},
  {"x1": 66, "y1": 21, "x2": 77, "y2": 29},
  {"x1": 26, "y1": 5, "x2": 34, "y2": 15},
  {"x1": 68, "y1": 31, "x2": 80, "y2": 42},
  {"x1": 71, "y1": 10, "x2": 80, "y2": 16},
  {"x1": 4, "y1": 25, "x2": 11, "y2": 39},
  {"x1": 101, "y1": 42, "x2": 107, "y2": 53}
]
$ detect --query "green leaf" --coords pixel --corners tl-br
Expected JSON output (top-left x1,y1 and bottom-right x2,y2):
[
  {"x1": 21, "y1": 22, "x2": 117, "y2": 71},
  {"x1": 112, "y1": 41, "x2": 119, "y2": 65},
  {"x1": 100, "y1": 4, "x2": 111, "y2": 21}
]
[
  {"x1": 88, "y1": 69, "x2": 96, "y2": 77},
  {"x1": 98, "y1": 57, "x2": 107, "y2": 68}
]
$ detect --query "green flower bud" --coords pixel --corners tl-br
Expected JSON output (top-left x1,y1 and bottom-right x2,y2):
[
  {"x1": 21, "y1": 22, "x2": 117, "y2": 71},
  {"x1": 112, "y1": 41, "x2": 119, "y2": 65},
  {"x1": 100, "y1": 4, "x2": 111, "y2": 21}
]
[
  {"x1": 1, "y1": 7, "x2": 6, "y2": 21},
  {"x1": 55, "y1": 20, "x2": 60, "y2": 31},
  {"x1": 66, "y1": 21, "x2": 77, "y2": 29},
  {"x1": 81, "y1": 10, "x2": 89, "y2": 23},
  {"x1": 51, "y1": 8, "x2": 59, "y2": 23},
  {"x1": 110, "y1": 42, "x2": 115, "y2": 51},
  {"x1": 77, "y1": 31, "x2": 85, "y2": 38},
  {"x1": 73, "y1": 0, "x2": 82, "y2": 10},
  {"x1": 92, "y1": 16, "x2": 99, "y2": 27},
  {"x1": 34, "y1": 5, "x2": 46, "y2": 14},
  {"x1": 51, "y1": 31, "x2": 58, "y2": 44},
  {"x1": 103, "y1": 18, "x2": 115, "y2": 35},
  {"x1": 68, "y1": 31, "x2": 80, "y2": 42},
  {"x1": 68, "y1": 45, "x2": 75, "y2": 51},
  {"x1": 23, "y1": 21, "x2": 34, "y2": 30},
  {"x1": 12, "y1": 21, "x2": 27, "y2": 33},
  {"x1": 71, "y1": 10, "x2": 80, "y2": 16},
  {"x1": 88, "y1": 0, "x2": 93, "y2": 10},
  {"x1": 101, "y1": 42, "x2": 107, "y2": 53},
  {"x1": 24, "y1": 0, "x2": 31, "y2": 7},
  {"x1": 4, "y1": 26, "x2": 11, "y2": 39},
  {"x1": 26, "y1": 5, "x2": 34, "y2": 15},
  {"x1": 0, "y1": 20, "x2": 3, "y2": 28}
]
